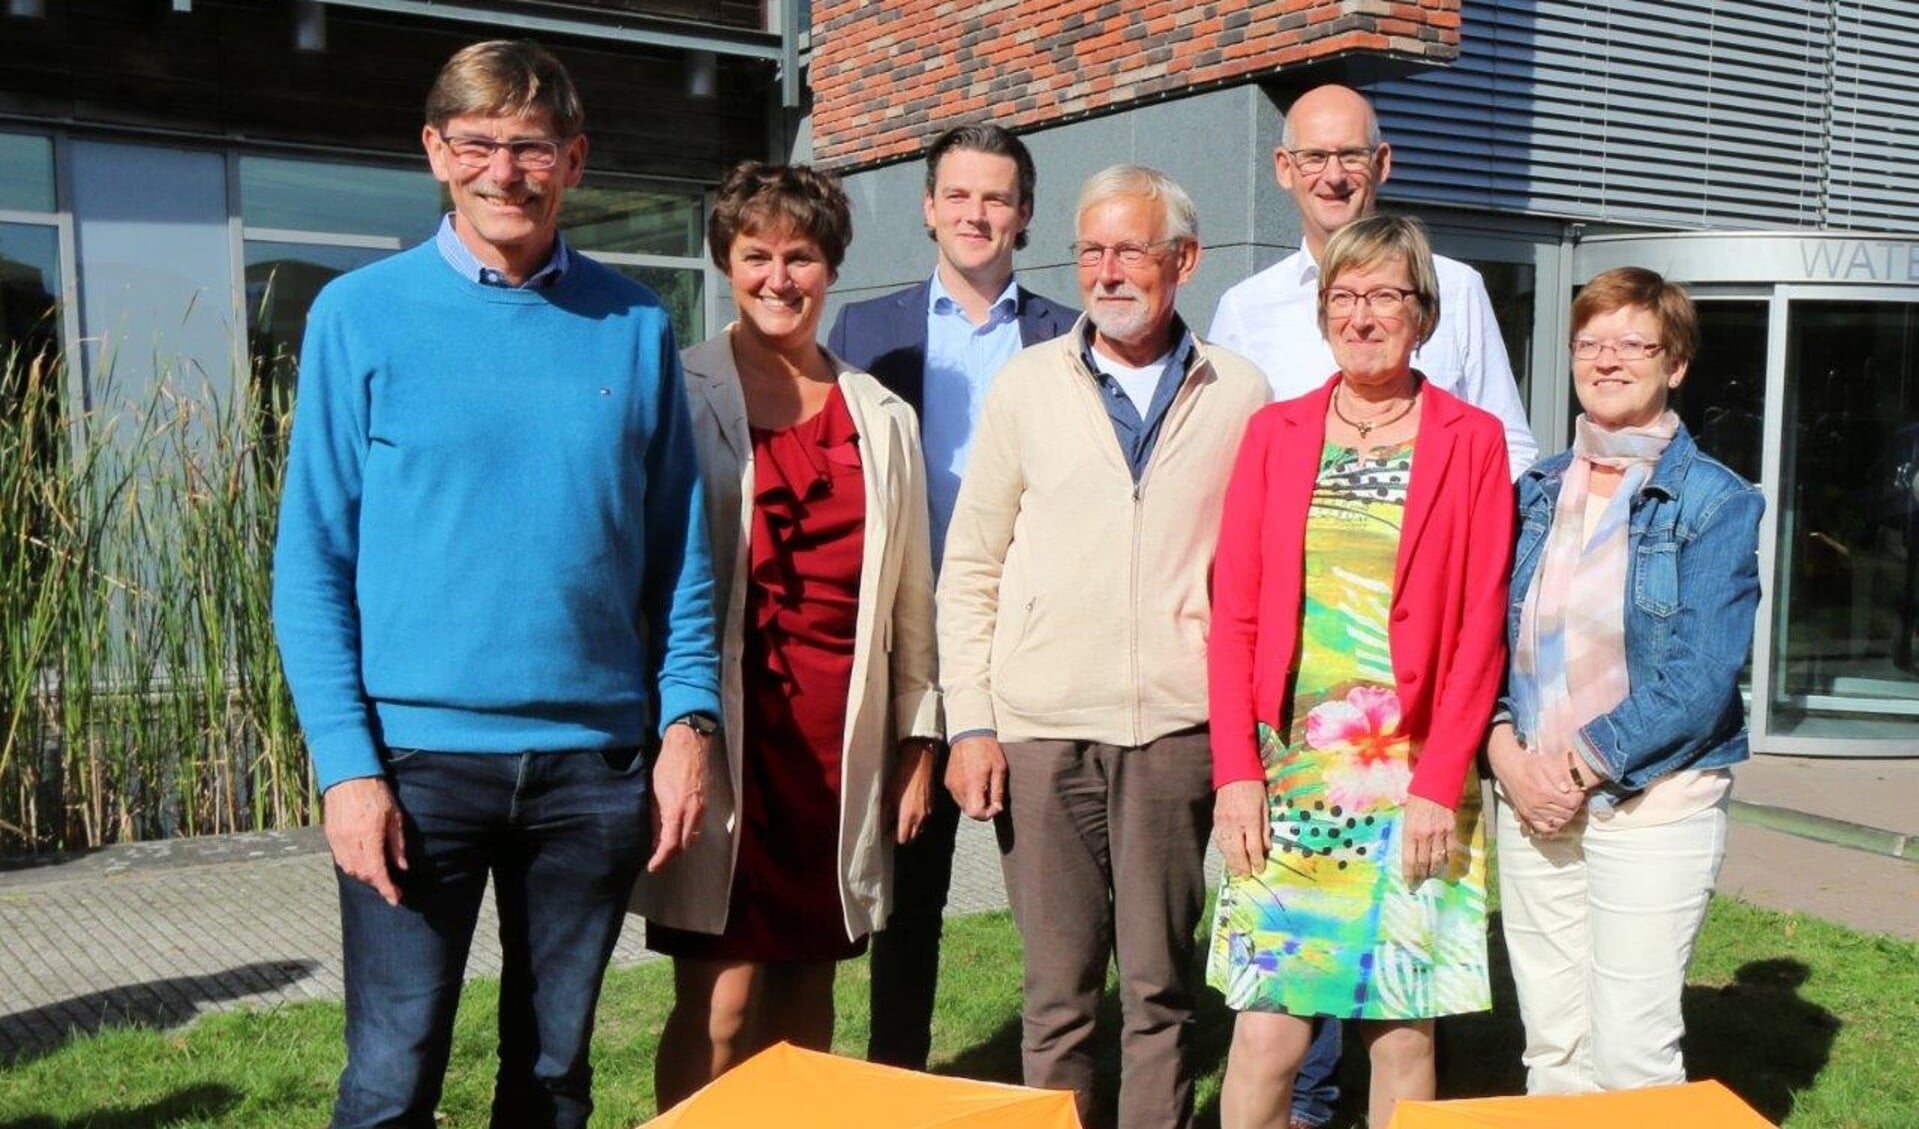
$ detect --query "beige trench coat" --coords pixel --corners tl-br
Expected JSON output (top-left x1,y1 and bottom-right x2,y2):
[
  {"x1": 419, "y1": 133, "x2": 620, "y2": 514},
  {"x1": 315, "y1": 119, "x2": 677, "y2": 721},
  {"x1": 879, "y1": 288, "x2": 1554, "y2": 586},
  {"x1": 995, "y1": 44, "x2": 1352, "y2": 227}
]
[{"x1": 630, "y1": 326, "x2": 941, "y2": 942}]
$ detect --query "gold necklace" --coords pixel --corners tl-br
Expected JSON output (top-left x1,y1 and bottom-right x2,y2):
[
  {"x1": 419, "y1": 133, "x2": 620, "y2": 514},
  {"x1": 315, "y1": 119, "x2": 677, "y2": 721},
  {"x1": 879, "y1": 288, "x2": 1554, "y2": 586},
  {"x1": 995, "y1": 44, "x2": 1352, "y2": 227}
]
[{"x1": 1333, "y1": 380, "x2": 1419, "y2": 438}]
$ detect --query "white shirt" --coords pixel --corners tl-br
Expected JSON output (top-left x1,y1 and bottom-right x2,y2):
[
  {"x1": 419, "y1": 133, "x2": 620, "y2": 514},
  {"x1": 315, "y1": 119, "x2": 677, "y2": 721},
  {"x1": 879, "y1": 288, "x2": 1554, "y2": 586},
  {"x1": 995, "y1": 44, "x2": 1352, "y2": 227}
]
[
  {"x1": 1089, "y1": 346, "x2": 1175, "y2": 411},
  {"x1": 1208, "y1": 246, "x2": 1539, "y2": 475}
]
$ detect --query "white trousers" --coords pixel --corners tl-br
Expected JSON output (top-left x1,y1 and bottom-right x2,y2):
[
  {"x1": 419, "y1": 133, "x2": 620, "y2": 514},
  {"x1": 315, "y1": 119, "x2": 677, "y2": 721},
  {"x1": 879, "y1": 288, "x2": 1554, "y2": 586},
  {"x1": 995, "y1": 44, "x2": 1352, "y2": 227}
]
[{"x1": 1494, "y1": 797, "x2": 1727, "y2": 1093}]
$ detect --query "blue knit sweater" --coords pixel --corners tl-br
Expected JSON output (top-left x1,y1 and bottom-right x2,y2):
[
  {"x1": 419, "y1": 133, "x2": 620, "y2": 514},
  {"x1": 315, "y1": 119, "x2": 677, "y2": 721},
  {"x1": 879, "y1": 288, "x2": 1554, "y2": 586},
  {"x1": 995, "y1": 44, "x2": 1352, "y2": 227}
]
[{"x1": 272, "y1": 242, "x2": 720, "y2": 791}]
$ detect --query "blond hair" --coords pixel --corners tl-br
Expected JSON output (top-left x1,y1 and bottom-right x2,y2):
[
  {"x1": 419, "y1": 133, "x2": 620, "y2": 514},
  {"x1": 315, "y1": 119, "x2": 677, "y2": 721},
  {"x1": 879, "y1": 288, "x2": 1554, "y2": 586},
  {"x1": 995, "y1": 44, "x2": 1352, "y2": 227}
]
[{"x1": 1316, "y1": 213, "x2": 1441, "y2": 347}]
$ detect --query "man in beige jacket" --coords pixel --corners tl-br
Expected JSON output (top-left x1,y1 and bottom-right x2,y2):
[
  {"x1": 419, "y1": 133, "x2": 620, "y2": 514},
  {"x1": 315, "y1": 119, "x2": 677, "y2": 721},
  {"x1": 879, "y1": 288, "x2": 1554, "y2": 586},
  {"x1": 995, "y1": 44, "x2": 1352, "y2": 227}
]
[{"x1": 938, "y1": 165, "x2": 1269, "y2": 1129}]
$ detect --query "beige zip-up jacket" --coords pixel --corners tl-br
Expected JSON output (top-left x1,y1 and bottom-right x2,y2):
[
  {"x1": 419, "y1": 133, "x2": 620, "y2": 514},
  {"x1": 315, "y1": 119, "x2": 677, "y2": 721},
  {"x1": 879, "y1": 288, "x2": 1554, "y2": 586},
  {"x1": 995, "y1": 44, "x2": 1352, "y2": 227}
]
[
  {"x1": 938, "y1": 319, "x2": 1269, "y2": 747},
  {"x1": 631, "y1": 326, "x2": 941, "y2": 941}
]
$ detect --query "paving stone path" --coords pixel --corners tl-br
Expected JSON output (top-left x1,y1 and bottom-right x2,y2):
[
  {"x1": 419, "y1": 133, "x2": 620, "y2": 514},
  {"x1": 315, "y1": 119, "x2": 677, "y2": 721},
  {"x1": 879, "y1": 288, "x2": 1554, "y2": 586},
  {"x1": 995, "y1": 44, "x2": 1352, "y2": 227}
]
[{"x1": 0, "y1": 817, "x2": 1011, "y2": 1063}]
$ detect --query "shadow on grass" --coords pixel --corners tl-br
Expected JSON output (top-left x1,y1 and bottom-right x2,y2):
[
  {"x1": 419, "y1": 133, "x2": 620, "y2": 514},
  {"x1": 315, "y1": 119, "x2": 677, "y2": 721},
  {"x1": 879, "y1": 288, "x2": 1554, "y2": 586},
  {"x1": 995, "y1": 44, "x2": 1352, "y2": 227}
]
[
  {"x1": 944, "y1": 914, "x2": 1838, "y2": 1129},
  {"x1": 936, "y1": 1012, "x2": 1023, "y2": 1087},
  {"x1": 1684, "y1": 958, "x2": 1838, "y2": 1124},
  {"x1": 0, "y1": 960, "x2": 320, "y2": 1066},
  {"x1": 0, "y1": 1082, "x2": 241, "y2": 1128},
  {"x1": 933, "y1": 988, "x2": 1142, "y2": 1129}
]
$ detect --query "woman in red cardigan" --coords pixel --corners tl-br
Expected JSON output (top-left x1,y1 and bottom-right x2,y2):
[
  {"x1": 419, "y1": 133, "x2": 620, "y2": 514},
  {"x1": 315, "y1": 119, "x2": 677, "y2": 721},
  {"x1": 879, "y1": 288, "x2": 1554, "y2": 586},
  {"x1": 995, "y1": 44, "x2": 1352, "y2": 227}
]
[{"x1": 1205, "y1": 214, "x2": 1514, "y2": 1129}]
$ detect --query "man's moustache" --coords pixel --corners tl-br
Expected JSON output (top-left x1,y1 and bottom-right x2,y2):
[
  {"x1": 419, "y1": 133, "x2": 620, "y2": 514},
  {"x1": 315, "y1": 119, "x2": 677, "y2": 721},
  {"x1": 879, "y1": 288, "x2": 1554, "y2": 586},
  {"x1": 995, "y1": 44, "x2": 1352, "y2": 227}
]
[{"x1": 474, "y1": 183, "x2": 547, "y2": 201}]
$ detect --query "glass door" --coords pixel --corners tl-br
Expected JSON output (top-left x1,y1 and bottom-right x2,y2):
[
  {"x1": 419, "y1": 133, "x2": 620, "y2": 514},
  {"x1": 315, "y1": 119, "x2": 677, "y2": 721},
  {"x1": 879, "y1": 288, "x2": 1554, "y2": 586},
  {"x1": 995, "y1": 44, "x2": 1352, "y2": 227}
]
[
  {"x1": 1681, "y1": 299, "x2": 1769, "y2": 485},
  {"x1": 1764, "y1": 290, "x2": 1919, "y2": 746}
]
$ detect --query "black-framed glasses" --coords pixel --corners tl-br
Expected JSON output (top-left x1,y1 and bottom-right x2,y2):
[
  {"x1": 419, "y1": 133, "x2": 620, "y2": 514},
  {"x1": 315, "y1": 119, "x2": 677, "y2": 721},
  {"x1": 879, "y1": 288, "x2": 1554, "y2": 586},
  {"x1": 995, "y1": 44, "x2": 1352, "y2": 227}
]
[
  {"x1": 1325, "y1": 286, "x2": 1417, "y2": 317},
  {"x1": 1572, "y1": 337, "x2": 1665, "y2": 361},
  {"x1": 1286, "y1": 147, "x2": 1379, "y2": 175},
  {"x1": 436, "y1": 131, "x2": 569, "y2": 171},
  {"x1": 1070, "y1": 239, "x2": 1178, "y2": 267}
]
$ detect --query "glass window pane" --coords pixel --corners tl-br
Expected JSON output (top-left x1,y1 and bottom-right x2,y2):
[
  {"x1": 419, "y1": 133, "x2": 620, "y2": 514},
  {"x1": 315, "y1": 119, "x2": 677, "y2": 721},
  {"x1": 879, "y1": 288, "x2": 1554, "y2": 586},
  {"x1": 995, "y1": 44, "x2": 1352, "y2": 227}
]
[
  {"x1": 1464, "y1": 259, "x2": 1535, "y2": 408},
  {"x1": 245, "y1": 241, "x2": 390, "y2": 410},
  {"x1": 0, "y1": 133, "x2": 55, "y2": 213},
  {"x1": 1771, "y1": 299, "x2": 1919, "y2": 739},
  {"x1": 1, "y1": 222, "x2": 62, "y2": 361},
  {"x1": 608, "y1": 262, "x2": 704, "y2": 347},
  {"x1": 1679, "y1": 300, "x2": 1767, "y2": 484},
  {"x1": 564, "y1": 184, "x2": 702, "y2": 257},
  {"x1": 240, "y1": 156, "x2": 441, "y2": 241},
  {"x1": 2, "y1": 222, "x2": 64, "y2": 628}
]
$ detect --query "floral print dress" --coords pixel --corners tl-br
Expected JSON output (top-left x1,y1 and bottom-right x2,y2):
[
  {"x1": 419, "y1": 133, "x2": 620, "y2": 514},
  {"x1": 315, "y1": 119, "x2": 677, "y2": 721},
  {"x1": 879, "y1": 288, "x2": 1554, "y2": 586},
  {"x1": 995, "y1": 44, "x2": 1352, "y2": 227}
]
[{"x1": 1206, "y1": 441, "x2": 1490, "y2": 1020}]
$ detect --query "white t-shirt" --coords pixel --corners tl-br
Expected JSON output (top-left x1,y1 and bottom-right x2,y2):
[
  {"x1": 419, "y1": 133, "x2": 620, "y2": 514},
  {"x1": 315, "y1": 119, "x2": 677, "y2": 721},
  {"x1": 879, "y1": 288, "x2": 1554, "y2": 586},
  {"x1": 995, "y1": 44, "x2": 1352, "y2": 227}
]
[{"x1": 1089, "y1": 347, "x2": 1174, "y2": 412}]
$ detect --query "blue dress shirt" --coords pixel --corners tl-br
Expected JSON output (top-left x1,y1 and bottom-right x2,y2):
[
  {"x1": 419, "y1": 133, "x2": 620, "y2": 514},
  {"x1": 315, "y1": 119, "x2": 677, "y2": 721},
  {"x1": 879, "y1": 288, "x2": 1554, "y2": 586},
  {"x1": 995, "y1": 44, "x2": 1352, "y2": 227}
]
[
  {"x1": 433, "y1": 213, "x2": 570, "y2": 288},
  {"x1": 923, "y1": 272, "x2": 1025, "y2": 564}
]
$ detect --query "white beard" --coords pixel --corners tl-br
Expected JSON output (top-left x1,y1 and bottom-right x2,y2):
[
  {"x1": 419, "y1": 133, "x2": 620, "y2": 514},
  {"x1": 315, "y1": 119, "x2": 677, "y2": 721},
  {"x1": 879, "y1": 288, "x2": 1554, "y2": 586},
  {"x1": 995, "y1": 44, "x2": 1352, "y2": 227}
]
[{"x1": 1087, "y1": 282, "x2": 1155, "y2": 345}]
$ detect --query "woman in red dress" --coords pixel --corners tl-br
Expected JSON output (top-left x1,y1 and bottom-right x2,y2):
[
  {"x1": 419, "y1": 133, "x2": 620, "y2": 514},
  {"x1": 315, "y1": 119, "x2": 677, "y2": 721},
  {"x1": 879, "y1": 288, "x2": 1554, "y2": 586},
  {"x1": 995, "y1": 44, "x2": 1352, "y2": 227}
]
[{"x1": 634, "y1": 162, "x2": 941, "y2": 1108}]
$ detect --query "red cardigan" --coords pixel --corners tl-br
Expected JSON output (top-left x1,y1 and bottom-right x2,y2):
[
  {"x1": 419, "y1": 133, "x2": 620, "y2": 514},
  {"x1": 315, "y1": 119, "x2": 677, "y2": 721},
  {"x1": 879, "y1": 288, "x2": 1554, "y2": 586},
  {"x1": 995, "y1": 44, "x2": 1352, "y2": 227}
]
[{"x1": 1208, "y1": 377, "x2": 1515, "y2": 809}]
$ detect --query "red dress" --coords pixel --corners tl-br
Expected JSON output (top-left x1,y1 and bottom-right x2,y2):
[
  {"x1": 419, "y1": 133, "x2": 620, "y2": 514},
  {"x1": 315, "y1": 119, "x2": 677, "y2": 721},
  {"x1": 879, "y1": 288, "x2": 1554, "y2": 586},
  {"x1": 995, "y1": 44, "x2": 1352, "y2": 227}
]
[{"x1": 650, "y1": 385, "x2": 867, "y2": 963}]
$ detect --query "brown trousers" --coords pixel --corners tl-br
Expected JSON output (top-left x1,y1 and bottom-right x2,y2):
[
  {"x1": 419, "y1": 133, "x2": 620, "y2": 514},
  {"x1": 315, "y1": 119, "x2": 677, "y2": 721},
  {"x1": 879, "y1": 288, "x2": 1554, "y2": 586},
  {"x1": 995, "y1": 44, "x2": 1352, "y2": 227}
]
[{"x1": 996, "y1": 731, "x2": 1214, "y2": 1129}]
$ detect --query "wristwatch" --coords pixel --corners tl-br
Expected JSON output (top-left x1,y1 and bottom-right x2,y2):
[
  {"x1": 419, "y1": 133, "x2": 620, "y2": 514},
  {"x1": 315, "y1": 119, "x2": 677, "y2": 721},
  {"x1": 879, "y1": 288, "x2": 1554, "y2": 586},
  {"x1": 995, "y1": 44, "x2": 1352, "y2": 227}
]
[{"x1": 669, "y1": 712, "x2": 719, "y2": 737}]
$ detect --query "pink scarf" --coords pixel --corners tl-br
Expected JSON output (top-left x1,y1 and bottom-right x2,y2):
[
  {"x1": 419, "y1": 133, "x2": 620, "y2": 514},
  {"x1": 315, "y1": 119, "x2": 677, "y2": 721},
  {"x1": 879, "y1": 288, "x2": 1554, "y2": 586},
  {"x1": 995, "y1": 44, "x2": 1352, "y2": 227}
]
[{"x1": 1513, "y1": 411, "x2": 1679, "y2": 775}]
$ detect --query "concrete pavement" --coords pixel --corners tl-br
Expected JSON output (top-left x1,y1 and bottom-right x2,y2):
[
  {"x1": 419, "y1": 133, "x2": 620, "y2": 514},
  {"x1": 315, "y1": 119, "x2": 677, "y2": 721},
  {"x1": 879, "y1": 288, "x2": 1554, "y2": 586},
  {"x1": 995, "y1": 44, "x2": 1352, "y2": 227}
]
[
  {"x1": 1, "y1": 753, "x2": 1913, "y2": 1064},
  {"x1": 1716, "y1": 753, "x2": 1919, "y2": 937}
]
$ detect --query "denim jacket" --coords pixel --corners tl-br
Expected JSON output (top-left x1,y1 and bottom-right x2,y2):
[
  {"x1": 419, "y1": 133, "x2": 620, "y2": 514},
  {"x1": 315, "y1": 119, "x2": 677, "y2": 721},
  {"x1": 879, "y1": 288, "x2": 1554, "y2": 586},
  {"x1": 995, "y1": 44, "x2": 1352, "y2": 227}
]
[{"x1": 1502, "y1": 424, "x2": 1765, "y2": 796}]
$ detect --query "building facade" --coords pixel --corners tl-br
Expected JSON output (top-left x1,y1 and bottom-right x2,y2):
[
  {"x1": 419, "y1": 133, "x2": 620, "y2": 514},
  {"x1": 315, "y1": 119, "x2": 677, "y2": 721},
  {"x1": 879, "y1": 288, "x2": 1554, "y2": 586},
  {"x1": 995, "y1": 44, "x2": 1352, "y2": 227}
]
[
  {"x1": 6, "y1": 1, "x2": 1914, "y2": 757},
  {"x1": 0, "y1": 0, "x2": 804, "y2": 420},
  {"x1": 808, "y1": 0, "x2": 1919, "y2": 757}
]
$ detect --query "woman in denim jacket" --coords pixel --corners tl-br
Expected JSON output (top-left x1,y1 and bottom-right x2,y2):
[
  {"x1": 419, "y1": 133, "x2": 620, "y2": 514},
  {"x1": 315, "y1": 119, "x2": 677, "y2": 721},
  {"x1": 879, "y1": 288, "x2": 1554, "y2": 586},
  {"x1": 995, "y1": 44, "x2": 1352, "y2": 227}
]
[{"x1": 1486, "y1": 267, "x2": 1764, "y2": 1094}]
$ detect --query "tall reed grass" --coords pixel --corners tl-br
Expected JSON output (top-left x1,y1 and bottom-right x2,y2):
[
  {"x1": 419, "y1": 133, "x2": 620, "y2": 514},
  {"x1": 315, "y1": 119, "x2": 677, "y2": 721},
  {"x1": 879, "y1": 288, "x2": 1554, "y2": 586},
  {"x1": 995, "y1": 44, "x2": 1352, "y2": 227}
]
[{"x1": 0, "y1": 340, "x2": 309, "y2": 856}]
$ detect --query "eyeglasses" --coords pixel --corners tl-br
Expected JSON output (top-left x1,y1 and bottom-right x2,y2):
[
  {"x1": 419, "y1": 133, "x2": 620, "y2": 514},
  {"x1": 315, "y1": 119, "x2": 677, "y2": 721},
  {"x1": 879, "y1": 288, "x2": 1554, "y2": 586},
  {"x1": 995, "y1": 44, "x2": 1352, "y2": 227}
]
[
  {"x1": 1572, "y1": 337, "x2": 1665, "y2": 361},
  {"x1": 1325, "y1": 287, "x2": 1418, "y2": 317},
  {"x1": 1286, "y1": 147, "x2": 1379, "y2": 175},
  {"x1": 1070, "y1": 239, "x2": 1178, "y2": 267},
  {"x1": 436, "y1": 131, "x2": 569, "y2": 171}
]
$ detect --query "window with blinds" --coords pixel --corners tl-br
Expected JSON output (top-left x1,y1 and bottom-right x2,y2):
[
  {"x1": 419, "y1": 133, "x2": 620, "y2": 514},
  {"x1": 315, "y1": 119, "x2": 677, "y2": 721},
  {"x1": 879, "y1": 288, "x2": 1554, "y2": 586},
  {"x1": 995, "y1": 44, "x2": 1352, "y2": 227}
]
[
  {"x1": 1826, "y1": 0, "x2": 1919, "y2": 230},
  {"x1": 1368, "y1": 1, "x2": 1918, "y2": 234}
]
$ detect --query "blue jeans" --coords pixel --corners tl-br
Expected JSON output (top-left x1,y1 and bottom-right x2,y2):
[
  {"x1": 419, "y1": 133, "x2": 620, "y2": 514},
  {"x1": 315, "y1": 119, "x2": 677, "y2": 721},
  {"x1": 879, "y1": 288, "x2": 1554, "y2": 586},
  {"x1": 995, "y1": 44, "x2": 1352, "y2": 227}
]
[
  {"x1": 1291, "y1": 1017, "x2": 1342, "y2": 1127},
  {"x1": 331, "y1": 747, "x2": 650, "y2": 1129}
]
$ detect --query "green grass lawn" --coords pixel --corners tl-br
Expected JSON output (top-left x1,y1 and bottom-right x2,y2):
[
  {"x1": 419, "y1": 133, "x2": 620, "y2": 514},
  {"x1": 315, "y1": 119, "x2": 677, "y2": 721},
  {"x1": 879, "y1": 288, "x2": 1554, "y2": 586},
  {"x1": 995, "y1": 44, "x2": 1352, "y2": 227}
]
[{"x1": 1, "y1": 898, "x2": 1912, "y2": 1127}]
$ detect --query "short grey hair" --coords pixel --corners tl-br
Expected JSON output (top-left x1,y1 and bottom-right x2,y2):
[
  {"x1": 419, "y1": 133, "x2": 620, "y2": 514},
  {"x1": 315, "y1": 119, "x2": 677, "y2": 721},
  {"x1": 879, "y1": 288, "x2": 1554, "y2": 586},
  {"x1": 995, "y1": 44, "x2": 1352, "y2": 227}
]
[{"x1": 1075, "y1": 164, "x2": 1198, "y2": 245}]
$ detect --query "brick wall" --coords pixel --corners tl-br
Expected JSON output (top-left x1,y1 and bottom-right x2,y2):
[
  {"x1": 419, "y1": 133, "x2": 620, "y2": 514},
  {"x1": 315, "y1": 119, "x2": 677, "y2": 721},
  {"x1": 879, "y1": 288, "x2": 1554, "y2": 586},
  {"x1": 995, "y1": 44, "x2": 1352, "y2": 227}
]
[{"x1": 810, "y1": 0, "x2": 1461, "y2": 168}]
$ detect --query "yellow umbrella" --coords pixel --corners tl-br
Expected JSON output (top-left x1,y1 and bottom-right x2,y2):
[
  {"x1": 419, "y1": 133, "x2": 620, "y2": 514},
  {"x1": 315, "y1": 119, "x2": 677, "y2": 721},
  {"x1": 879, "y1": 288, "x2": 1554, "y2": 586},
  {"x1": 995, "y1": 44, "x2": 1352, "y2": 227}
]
[
  {"x1": 642, "y1": 1043, "x2": 1082, "y2": 1128},
  {"x1": 1389, "y1": 1080, "x2": 1772, "y2": 1128}
]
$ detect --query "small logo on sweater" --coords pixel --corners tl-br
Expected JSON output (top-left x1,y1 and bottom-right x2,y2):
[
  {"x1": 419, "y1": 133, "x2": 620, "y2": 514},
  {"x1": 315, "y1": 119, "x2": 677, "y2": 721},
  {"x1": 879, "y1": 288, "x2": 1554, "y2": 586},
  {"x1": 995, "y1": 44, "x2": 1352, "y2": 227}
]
[{"x1": 599, "y1": 387, "x2": 611, "y2": 396}]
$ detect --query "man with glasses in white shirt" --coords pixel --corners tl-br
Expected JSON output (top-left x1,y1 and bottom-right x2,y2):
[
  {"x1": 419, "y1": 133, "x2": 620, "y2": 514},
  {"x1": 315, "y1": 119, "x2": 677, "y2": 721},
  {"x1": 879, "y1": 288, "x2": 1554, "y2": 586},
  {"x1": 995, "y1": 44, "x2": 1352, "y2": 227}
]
[{"x1": 1209, "y1": 84, "x2": 1536, "y2": 479}]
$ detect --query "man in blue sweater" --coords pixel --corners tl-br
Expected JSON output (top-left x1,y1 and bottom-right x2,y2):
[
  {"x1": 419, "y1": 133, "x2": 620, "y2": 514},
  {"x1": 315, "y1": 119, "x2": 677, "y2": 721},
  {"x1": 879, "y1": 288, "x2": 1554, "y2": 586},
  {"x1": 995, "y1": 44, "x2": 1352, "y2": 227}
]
[{"x1": 272, "y1": 41, "x2": 719, "y2": 1129}]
